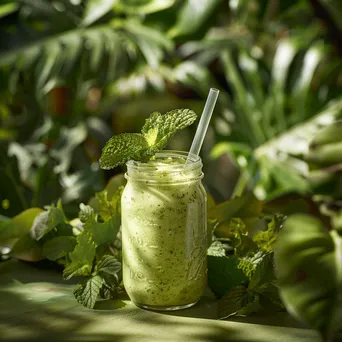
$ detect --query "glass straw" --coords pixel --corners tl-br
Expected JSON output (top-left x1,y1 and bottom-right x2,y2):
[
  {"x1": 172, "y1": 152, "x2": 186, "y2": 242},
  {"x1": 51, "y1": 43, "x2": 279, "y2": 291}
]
[{"x1": 186, "y1": 88, "x2": 220, "y2": 163}]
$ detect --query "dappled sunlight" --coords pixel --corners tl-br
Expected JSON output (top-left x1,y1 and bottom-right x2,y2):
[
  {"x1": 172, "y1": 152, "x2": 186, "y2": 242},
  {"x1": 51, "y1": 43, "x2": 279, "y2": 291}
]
[{"x1": 0, "y1": 259, "x2": 322, "y2": 342}]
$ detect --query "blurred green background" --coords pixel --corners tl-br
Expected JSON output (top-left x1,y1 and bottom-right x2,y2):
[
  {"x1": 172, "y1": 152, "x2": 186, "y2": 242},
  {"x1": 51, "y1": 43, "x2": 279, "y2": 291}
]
[{"x1": 0, "y1": 0, "x2": 341, "y2": 219}]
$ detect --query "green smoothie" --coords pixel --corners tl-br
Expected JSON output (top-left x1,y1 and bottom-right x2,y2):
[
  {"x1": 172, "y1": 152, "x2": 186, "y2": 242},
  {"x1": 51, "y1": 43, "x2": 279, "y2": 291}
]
[{"x1": 121, "y1": 151, "x2": 207, "y2": 310}]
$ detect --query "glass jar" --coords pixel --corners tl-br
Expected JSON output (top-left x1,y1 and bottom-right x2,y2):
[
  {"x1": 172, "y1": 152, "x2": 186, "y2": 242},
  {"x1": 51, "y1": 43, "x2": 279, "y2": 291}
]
[{"x1": 121, "y1": 150, "x2": 207, "y2": 311}]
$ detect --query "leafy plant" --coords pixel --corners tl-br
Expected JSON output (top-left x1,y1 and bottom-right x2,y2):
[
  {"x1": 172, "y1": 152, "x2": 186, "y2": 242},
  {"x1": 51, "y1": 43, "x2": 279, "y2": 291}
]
[
  {"x1": 0, "y1": 174, "x2": 125, "y2": 309},
  {"x1": 207, "y1": 195, "x2": 285, "y2": 318},
  {"x1": 275, "y1": 214, "x2": 342, "y2": 342},
  {"x1": 0, "y1": 0, "x2": 179, "y2": 217},
  {"x1": 174, "y1": 0, "x2": 342, "y2": 201},
  {"x1": 274, "y1": 122, "x2": 342, "y2": 341}
]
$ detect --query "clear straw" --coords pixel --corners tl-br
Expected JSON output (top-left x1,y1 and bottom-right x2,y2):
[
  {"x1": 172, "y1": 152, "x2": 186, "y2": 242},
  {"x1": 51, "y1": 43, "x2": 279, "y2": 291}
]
[{"x1": 186, "y1": 88, "x2": 220, "y2": 162}]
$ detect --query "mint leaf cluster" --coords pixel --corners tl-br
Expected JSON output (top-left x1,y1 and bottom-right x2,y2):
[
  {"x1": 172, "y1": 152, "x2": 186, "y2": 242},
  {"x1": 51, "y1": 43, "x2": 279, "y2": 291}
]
[
  {"x1": 99, "y1": 109, "x2": 197, "y2": 169},
  {"x1": 208, "y1": 196, "x2": 285, "y2": 319},
  {"x1": 29, "y1": 178, "x2": 125, "y2": 309}
]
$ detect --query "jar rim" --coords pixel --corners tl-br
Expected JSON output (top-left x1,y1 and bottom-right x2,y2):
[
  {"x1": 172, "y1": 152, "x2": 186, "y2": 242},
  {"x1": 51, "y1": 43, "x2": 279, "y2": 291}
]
[{"x1": 126, "y1": 150, "x2": 202, "y2": 172}]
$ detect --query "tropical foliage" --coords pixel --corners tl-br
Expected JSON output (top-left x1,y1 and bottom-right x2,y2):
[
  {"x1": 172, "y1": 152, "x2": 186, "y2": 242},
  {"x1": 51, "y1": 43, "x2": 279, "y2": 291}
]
[{"x1": 0, "y1": 1, "x2": 342, "y2": 341}]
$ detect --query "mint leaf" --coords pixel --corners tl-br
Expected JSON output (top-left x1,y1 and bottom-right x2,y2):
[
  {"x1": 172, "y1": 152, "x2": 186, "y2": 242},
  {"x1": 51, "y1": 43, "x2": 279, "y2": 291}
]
[
  {"x1": 42, "y1": 236, "x2": 77, "y2": 261},
  {"x1": 236, "y1": 297, "x2": 261, "y2": 316},
  {"x1": 100, "y1": 133, "x2": 150, "y2": 169},
  {"x1": 208, "y1": 255, "x2": 248, "y2": 297},
  {"x1": 93, "y1": 188, "x2": 123, "y2": 221},
  {"x1": 218, "y1": 286, "x2": 259, "y2": 319},
  {"x1": 238, "y1": 250, "x2": 267, "y2": 279},
  {"x1": 79, "y1": 203, "x2": 96, "y2": 223},
  {"x1": 97, "y1": 255, "x2": 121, "y2": 291},
  {"x1": 253, "y1": 214, "x2": 284, "y2": 252},
  {"x1": 63, "y1": 233, "x2": 96, "y2": 280},
  {"x1": 141, "y1": 109, "x2": 197, "y2": 150},
  {"x1": 207, "y1": 240, "x2": 226, "y2": 257},
  {"x1": 99, "y1": 109, "x2": 197, "y2": 169},
  {"x1": 30, "y1": 206, "x2": 65, "y2": 241},
  {"x1": 88, "y1": 174, "x2": 125, "y2": 220},
  {"x1": 74, "y1": 275, "x2": 103, "y2": 309},
  {"x1": 248, "y1": 252, "x2": 274, "y2": 290},
  {"x1": 227, "y1": 218, "x2": 258, "y2": 256},
  {"x1": 258, "y1": 284, "x2": 284, "y2": 310},
  {"x1": 80, "y1": 204, "x2": 121, "y2": 246},
  {"x1": 97, "y1": 255, "x2": 121, "y2": 278}
]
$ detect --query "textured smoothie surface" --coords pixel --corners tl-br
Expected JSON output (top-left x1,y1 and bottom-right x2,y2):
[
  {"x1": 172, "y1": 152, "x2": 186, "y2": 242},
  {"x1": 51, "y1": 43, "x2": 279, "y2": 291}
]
[{"x1": 122, "y1": 157, "x2": 207, "y2": 307}]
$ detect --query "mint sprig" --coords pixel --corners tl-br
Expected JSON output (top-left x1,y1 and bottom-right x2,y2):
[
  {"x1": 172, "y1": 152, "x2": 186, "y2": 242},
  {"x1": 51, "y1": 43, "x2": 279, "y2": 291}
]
[
  {"x1": 99, "y1": 109, "x2": 197, "y2": 169},
  {"x1": 74, "y1": 275, "x2": 103, "y2": 309}
]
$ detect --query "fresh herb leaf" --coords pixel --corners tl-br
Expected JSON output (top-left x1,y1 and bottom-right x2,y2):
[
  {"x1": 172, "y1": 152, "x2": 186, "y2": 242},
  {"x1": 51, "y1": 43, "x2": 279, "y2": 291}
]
[
  {"x1": 207, "y1": 240, "x2": 227, "y2": 257},
  {"x1": 30, "y1": 206, "x2": 65, "y2": 241},
  {"x1": 248, "y1": 252, "x2": 274, "y2": 290},
  {"x1": 74, "y1": 275, "x2": 103, "y2": 309},
  {"x1": 94, "y1": 188, "x2": 123, "y2": 220},
  {"x1": 42, "y1": 236, "x2": 77, "y2": 261},
  {"x1": 97, "y1": 255, "x2": 121, "y2": 278},
  {"x1": 99, "y1": 109, "x2": 197, "y2": 169},
  {"x1": 141, "y1": 109, "x2": 197, "y2": 150},
  {"x1": 258, "y1": 284, "x2": 284, "y2": 310},
  {"x1": 63, "y1": 233, "x2": 96, "y2": 280},
  {"x1": 208, "y1": 193, "x2": 262, "y2": 227},
  {"x1": 79, "y1": 203, "x2": 96, "y2": 223},
  {"x1": 253, "y1": 214, "x2": 284, "y2": 252},
  {"x1": 97, "y1": 255, "x2": 121, "y2": 295},
  {"x1": 80, "y1": 204, "x2": 121, "y2": 246},
  {"x1": 100, "y1": 133, "x2": 150, "y2": 170},
  {"x1": 235, "y1": 297, "x2": 261, "y2": 316},
  {"x1": 208, "y1": 255, "x2": 248, "y2": 297},
  {"x1": 88, "y1": 174, "x2": 125, "y2": 220},
  {"x1": 238, "y1": 250, "x2": 268, "y2": 279},
  {"x1": 227, "y1": 218, "x2": 258, "y2": 256},
  {"x1": 218, "y1": 286, "x2": 260, "y2": 319}
]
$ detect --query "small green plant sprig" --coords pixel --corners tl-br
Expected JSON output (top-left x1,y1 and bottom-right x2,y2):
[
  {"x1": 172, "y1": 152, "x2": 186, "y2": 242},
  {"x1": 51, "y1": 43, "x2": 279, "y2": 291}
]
[
  {"x1": 0, "y1": 176, "x2": 125, "y2": 309},
  {"x1": 99, "y1": 109, "x2": 197, "y2": 169},
  {"x1": 207, "y1": 194, "x2": 285, "y2": 318}
]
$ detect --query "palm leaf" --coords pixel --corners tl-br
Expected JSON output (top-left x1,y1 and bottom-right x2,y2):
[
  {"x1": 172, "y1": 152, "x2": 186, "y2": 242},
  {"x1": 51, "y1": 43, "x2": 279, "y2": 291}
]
[
  {"x1": 180, "y1": 19, "x2": 341, "y2": 200},
  {"x1": 0, "y1": 1, "x2": 173, "y2": 93}
]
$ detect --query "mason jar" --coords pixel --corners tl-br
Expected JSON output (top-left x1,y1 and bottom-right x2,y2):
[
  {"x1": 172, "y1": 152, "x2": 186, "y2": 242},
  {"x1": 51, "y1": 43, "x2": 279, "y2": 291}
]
[{"x1": 121, "y1": 150, "x2": 207, "y2": 311}]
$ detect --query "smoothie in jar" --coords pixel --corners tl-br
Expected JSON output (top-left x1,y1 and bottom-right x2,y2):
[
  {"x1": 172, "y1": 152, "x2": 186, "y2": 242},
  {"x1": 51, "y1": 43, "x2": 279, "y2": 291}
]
[{"x1": 121, "y1": 151, "x2": 207, "y2": 310}]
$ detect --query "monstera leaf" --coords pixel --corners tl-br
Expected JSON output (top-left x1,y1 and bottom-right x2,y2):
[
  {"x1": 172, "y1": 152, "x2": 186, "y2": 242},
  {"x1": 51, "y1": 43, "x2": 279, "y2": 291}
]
[{"x1": 274, "y1": 214, "x2": 342, "y2": 341}]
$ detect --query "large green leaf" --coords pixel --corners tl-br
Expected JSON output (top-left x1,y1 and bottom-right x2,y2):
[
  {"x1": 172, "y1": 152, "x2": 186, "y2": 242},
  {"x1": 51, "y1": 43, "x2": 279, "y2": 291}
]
[
  {"x1": 274, "y1": 215, "x2": 342, "y2": 340},
  {"x1": 50, "y1": 123, "x2": 87, "y2": 174},
  {"x1": 116, "y1": 0, "x2": 176, "y2": 14},
  {"x1": 0, "y1": 208, "x2": 42, "y2": 242},
  {"x1": 207, "y1": 255, "x2": 248, "y2": 297},
  {"x1": 123, "y1": 20, "x2": 173, "y2": 68},
  {"x1": 168, "y1": 0, "x2": 221, "y2": 38},
  {"x1": 0, "y1": 2, "x2": 18, "y2": 18},
  {"x1": 0, "y1": 3, "x2": 173, "y2": 91},
  {"x1": 82, "y1": 0, "x2": 117, "y2": 26},
  {"x1": 319, "y1": 0, "x2": 342, "y2": 31},
  {"x1": 63, "y1": 233, "x2": 96, "y2": 280},
  {"x1": 42, "y1": 236, "x2": 77, "y2": 261},
  {"x1": 10, "y1": 234, "x2": 43, "y2": 262},
  {"x1": 30, "y1": 206, "x2": 65, "y2": 241},
  {"x1": 219, "y1": 286, "x2": 260, "y2": 319}
]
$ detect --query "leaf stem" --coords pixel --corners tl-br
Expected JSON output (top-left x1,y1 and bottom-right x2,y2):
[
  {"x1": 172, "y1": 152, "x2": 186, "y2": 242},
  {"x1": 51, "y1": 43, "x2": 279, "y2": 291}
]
[
  {"x1": 5, "y1": 166, "x2": 28, "y2": 210},
  {"x1": 231, "y1": 158, "x2": 256, "y2": 198}
]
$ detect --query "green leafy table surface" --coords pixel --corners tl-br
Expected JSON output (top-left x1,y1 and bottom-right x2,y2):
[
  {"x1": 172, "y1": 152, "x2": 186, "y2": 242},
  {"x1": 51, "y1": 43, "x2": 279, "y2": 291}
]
[{"x1": 0, "y1": 260, "x2": 320, "y2": 342}]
